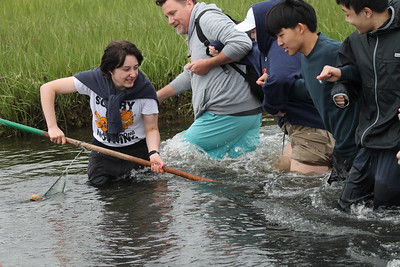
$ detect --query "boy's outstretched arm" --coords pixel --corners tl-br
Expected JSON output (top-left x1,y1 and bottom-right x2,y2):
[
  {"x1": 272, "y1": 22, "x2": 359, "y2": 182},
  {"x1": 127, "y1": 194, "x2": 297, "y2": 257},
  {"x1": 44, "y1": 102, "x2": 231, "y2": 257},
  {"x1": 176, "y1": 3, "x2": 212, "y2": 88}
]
[{"x1": 316, "y1": 65, "x2": 342, "y2": 82}]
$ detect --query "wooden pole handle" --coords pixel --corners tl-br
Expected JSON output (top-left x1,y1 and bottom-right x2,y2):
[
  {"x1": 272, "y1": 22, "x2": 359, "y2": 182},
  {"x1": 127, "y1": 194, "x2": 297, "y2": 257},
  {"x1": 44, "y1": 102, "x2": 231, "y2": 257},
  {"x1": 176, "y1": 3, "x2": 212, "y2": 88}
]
[{"x1": 0, "y1": 118, "x2": 219, "y2": 183}]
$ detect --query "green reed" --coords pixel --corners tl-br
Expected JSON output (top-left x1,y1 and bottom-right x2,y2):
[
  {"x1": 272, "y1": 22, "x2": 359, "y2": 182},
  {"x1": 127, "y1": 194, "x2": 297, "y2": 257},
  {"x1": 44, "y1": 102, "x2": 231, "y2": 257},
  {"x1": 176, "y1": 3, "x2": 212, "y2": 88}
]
[{"x1": 0, "y1": 0, "x2": 353, "y2": 135}]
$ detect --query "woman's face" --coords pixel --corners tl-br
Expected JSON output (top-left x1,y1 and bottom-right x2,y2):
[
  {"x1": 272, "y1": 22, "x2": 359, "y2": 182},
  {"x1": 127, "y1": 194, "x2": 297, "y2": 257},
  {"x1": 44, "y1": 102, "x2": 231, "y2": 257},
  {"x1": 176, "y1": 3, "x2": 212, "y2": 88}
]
[{"x1": 110, "y1": 55, "x2": 139, "y2": 90}]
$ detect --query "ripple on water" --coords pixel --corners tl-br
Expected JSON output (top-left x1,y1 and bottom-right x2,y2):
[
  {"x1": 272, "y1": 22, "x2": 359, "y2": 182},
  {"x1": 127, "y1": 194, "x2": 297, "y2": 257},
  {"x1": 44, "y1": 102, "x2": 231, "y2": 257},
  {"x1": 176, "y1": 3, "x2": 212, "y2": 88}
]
[{"x1": 1, "y1": 125, "x2": 400, "y2": 266}]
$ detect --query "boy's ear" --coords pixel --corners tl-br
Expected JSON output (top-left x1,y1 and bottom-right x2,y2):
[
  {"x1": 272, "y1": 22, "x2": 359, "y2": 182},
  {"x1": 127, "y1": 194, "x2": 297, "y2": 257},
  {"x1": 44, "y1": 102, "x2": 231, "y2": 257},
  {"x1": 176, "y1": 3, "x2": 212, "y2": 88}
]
[
  {"x1": 296, "y1": 23, "x2": 306, "y2": 34},
  {"x1": 362, "y1": 7, "x2": 373, "y2": 18},
  {"x1": 187, "y1": 0, "x2": 195, "y2": 7}
]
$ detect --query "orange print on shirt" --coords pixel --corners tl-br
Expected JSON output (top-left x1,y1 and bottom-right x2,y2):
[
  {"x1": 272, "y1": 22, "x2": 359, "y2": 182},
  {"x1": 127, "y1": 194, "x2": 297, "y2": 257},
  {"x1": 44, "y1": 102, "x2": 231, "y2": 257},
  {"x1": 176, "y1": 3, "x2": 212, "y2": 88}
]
[
  {"x1": 95, "y1": 111, "x2": 108, "y2": 132},
  {"x1": 121, "y1": 109, "x2": 133, "y2": 129}
]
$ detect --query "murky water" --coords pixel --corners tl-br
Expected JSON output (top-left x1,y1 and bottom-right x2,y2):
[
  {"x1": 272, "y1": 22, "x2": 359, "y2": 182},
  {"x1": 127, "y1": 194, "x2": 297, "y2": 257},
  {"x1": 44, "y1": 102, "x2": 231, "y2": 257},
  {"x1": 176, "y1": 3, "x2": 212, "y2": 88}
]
[{"x1": 1, "y1": 122, "x2": 400, "y2": 267}]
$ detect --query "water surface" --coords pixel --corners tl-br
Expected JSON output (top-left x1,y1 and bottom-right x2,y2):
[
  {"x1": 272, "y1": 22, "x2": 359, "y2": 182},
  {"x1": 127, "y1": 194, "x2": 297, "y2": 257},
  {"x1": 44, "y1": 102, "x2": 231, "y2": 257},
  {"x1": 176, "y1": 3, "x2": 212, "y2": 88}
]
[{"x1": 1, "y1": 124, "x2": 400, "y2": 267}]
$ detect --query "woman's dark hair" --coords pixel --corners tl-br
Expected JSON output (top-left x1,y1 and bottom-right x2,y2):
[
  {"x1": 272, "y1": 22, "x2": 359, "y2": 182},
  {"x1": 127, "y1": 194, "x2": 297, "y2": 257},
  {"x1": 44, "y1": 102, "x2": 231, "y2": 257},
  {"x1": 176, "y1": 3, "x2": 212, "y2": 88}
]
[
  {"x1": 100, "y1": 40, "x2": 143, "y2": 77},
  {"x1": 155, "y1": 0, "x2": 197, "y2": 7},
  {"x1": 335, "y1": 0, "x2": 388, "y2": 14},
  {"x1": 265, "y1": 0, "x2": 317, "y2": 37}
]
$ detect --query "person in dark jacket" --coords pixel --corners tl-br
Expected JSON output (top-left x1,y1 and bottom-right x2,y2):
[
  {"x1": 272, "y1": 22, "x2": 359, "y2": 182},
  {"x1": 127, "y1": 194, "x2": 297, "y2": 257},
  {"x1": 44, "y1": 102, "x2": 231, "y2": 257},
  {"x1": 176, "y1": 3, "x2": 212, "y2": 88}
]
[
  {"x1": 318, "y1": 0, "x2": 400, "y2": 210},
  {"x1": 398, "y1": 108, "x2": 400, "y2": 165},
  {"x1": 264, "y1": 0, "x2": 361, "y2": 185}
]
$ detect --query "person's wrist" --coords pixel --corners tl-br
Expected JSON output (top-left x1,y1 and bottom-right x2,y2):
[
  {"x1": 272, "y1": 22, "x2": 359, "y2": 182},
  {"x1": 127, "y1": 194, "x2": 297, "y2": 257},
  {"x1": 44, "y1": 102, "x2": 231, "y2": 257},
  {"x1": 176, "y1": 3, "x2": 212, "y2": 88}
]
[{"x1": 148, "y1": 150, "x2": 159, "y2": 157}]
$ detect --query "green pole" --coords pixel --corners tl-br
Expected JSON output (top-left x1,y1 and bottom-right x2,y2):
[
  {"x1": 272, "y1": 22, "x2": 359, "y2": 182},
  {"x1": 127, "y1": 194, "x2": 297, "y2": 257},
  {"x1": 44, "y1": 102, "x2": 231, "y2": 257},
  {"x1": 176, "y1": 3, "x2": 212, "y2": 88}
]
[{"x1": 0, "y1": 118, "x2": 46, "y2": 136}]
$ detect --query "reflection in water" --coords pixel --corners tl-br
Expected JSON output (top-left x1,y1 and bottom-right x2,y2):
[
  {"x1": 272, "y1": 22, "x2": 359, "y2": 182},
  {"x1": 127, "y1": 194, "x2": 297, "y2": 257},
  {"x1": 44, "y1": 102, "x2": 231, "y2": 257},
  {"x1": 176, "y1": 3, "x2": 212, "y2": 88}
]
[
  {"x1": 95, "y1": 178, "x2": 174, "y2": 265},
  {"x1": 0, "y1": 125, "x2": 400, "y2": 266}
]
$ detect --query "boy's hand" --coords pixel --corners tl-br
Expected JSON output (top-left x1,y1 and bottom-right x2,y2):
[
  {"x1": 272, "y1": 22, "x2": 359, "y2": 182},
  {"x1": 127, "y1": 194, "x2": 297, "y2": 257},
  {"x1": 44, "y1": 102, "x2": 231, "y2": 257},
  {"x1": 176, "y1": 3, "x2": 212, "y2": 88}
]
[
  {"x1": 397, "y1": 151, "x2": 400, "y2": 165},
  {"x1": 334, "y1": 95, "x2": 348, "y2": 107},
  {"x1": 317, "y1": 65, "x2": 342, "y2": 82},
  {"x1": 208, "y1": 46, "x2": 219, "y2": 57},
  {"x1": 256, "y1": 72, "x2": 269, "y2": 86}
]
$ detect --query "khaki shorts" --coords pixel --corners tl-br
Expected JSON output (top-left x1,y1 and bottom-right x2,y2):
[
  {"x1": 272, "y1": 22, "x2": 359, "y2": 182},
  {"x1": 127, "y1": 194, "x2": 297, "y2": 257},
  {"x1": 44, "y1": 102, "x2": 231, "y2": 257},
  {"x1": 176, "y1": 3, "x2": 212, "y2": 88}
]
[{"x1": 282, "y1": 122, "x2": 334, "y2": 166}]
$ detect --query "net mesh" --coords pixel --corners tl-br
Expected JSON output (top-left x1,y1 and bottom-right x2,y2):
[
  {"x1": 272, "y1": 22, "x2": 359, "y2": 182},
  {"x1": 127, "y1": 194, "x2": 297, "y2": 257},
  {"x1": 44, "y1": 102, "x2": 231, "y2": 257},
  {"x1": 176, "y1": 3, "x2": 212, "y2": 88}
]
[{"x1": 43, "y1": 148, "x2": 85, "y2": 197}]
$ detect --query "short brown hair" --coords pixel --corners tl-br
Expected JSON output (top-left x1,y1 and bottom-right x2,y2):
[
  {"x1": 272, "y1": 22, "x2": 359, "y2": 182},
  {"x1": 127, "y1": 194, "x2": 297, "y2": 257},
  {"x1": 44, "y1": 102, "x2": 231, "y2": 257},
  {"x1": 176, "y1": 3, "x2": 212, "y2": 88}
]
[
  {"x1": 155, "y1": 0, "x2": 197, "y2": 7},
  {"x1": 100, "y1": 40, "x2": 143, "y2": 77}
]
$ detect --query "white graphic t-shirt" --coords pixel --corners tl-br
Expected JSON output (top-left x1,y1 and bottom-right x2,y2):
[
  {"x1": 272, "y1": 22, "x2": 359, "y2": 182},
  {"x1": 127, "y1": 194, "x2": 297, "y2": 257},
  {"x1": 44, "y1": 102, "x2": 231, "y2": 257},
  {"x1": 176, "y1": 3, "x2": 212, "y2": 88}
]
[{"x1": 74, "y1": 78, "x2": 159, "y2": 147}]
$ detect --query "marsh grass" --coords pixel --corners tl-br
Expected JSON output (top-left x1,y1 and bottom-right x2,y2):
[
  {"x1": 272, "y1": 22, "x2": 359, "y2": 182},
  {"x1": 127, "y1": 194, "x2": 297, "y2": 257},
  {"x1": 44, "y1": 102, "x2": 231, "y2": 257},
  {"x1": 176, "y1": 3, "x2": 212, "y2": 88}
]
[{"x1": 0, "y1": 0, "x2": 353, "y2": 135}]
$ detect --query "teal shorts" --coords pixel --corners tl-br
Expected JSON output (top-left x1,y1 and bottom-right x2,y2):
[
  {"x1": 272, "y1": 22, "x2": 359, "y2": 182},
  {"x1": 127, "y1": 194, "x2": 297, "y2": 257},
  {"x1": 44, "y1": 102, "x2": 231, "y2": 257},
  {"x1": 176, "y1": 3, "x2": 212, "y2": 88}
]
[{"x1": 183, "y1": 112, "x2": 261, "y2": 159}]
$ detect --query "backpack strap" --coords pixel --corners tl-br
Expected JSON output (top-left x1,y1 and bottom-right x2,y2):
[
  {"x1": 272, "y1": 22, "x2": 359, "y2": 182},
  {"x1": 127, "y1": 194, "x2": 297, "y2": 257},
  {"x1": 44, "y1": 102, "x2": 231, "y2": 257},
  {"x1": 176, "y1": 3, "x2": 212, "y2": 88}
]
[
  {"x1": 195, "y1": 9, "x2": 231, "y2": 73},
  {"x1": 194, "y1": 9, "x2": 215, "y2": 46},
  {"x1": 229, "y1": 63, "x2": 247, "y2": 81},
  {"x1": 195, "y1": 9, "x2": 239, "y2": 47},
  {"x1": 194, "y1": 9, "x2": 247, "y2": 80},
  {"x1": 194, "y1": 10, "x2": 263, "y2": 102}
]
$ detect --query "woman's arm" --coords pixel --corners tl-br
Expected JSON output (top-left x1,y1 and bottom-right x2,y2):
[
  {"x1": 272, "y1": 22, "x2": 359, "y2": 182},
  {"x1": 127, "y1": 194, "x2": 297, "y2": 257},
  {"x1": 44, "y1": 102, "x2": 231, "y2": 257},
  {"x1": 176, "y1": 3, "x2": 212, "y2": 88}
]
[
  {"x1": 40, "y1": 76, "x2": 77, "y2": 144},
  {"x1": 143, "y1": 113, "x2": 165, "y2": 173}
]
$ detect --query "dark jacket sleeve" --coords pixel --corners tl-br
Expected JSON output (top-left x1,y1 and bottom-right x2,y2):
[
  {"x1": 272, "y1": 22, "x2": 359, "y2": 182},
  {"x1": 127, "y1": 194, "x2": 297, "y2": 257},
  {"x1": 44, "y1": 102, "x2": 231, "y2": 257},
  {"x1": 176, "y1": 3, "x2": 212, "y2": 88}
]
[
  {"x1": 332, "y1": 34, "x2": 362, "y2": 107},
  {"x1": 331, "y1": 81, "x2": 361, "y2": 108},
  {"x1": 262, "y1": 44, "x2": 302, "y2": 115},
  {"x1": 337, "y1": 34, "x2": 361, "y2": 83},
  {"x1": 292, "y1": 78, "x2": 313, "y2": 101}
]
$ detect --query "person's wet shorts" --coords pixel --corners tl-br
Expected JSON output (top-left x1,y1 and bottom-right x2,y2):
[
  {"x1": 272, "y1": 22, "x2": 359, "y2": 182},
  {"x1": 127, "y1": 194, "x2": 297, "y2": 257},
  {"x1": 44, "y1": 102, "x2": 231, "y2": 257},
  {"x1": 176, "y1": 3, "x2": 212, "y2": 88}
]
[
  {"x1": 184, "y1": 112, "x2": 261, "y2": 159},
  {"x1": 282, "y1": 122, "x2": 334, "y2": 166}
]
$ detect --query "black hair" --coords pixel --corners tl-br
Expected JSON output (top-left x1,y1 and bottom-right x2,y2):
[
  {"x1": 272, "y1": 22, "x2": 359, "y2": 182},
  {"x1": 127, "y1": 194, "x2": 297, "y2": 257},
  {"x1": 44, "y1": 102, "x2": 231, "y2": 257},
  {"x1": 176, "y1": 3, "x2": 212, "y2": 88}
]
[
  {"x1": 335, "y1": 0, "x2": 388, "y2": 14},
  {"x1": 265, "y1": 0, "x2": 317, "y2": 37},
  {"x1": 155, "y1": 0, "x2": 197, "y2": 7},
  {"x1": 100, "y1": 40, "x2": 143, "y2": 78}
]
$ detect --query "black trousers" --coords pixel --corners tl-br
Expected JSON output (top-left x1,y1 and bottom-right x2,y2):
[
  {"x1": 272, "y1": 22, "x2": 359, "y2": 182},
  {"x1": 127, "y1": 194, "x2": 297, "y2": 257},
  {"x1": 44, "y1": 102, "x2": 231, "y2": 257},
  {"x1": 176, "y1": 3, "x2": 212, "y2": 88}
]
[
  {"x1": 87, "y1": 138, "x2": 149, "y2": 187},
  {"x1": 327, "y1": 149, "x2": 357, "y2": 184},
  {"x1": 338, "y1": 148, "x2": 400, "y2": 211}
]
